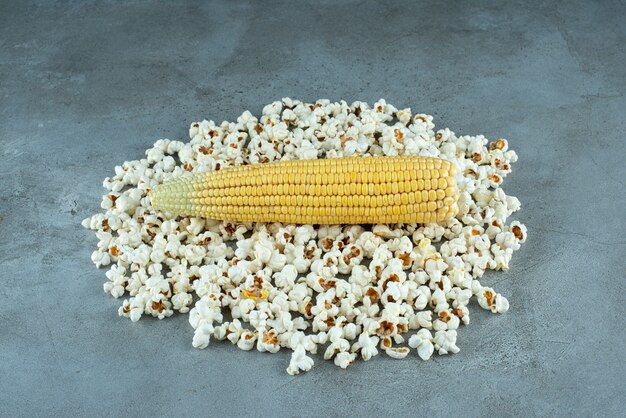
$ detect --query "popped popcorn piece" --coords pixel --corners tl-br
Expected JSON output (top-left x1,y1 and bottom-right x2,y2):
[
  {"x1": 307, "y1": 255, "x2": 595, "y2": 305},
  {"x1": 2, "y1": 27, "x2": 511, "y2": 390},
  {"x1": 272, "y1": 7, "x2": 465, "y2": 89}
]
[
  {"x1": 510, "y1": 221, "x2": 528, "y2": 243},
  {"x1": 352, "y1": 332, "x2": 379, "y2": 361},
  {"x1": 287, "y1": 345, "x2": 314, "y2": 375},
  {"x1": 334, "y1": 351, "x2": 357, "y2": 369},
  {"x1": 408, "y1": 329, "x2": 435, "y2": 360},
  {"x1": 433, "y1": 330, "x2": 460, "y2": 355},
  {"x1": 237, "y1": 330, "x2": 257, "y2": 351},
  {"x1": 385, "y1": 347, "x2": 410, "y2": 359},
  {"x1": 477, "y1": 287, "x2": 510, "y2": 313}
]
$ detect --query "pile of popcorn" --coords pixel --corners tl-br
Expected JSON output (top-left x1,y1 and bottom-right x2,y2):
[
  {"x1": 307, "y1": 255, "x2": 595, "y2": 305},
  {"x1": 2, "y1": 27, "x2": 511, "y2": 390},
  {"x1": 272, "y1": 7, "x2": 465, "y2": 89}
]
[{"x1": 83, "y1": 98, "x2": 527, "y2": 374}]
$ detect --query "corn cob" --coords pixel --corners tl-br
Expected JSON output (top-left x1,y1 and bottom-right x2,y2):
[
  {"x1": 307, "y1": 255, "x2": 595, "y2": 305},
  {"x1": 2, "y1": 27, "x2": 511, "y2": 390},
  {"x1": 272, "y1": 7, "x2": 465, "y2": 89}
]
[{"x1": 149, "y1": 156, "x2": 458, "y2": 225}]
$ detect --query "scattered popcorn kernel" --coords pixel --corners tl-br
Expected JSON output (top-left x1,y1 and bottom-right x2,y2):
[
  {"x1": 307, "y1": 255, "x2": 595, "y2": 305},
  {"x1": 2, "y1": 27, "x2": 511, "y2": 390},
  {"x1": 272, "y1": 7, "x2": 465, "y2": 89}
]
[
  {"x1": 334, "y1": 351, "x2": 357, "y2": 369},
  {"x1": 385, "y1": 347, "x2": 410, "y2": 359},
  {"x1": 408, "y1": 329, "x2": 435, "y2": 360},
  {"x1": 287, "y1": 345, "x2": 314, "y2": 375}
]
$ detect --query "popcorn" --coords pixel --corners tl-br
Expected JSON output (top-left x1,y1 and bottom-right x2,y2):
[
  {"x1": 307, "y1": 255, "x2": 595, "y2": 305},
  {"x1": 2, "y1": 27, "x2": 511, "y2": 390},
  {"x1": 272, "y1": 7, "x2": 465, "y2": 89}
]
[
  {"x1": 237, "y1": 330, "x2": 257, "y2": 350},
  {"x1": 287, "y1": 345, "x2": 314, "y2": 375},
  {"x1": 409, "y1": 310, "x2": 433, "y2": 329},
  {"x1": 189, "y1": 296, "x2": 223, "y2": 348},
  {"x1": 385, "y1": 347, "x2": 410, "y2": 359},
  {"x1": 83, "y1": 98, "x2": 527, "y2": 373},
  {"x1": 91, "y1": 250, "x2": 111, "y2": 268},
  {"x1": 510, "y1": 221, "x2": 528, "y2": 243},
  {"x1": 433, "y1": 309, "x2": 460, "y2": 331},
  {"x1": 408, "y1": 329, "x2": 434, "y2": 360},
  {"x1": 491, "y1": 244, "x2": 513, "y2": 271},
  {"x1": 433, "y1": 330, "x2": 460, "y2": 355},
  {"x1": 477, "y1": 287, "x2": 510, "y2": 313},
  {"x1": 274, "y1": 264, "x2": 298, "y2": 289},
  {"x1": 356, "y1": 232, "x2": 384, "y2": 257},
  {"x1": 257, "y1": 330, "x2": 280, "y2": 353},
  {"x1": 227, "y1": 319, "x2": 245, "y2": 344},
  {"x1": 192, "y1": 323, "x2": 213, "y2": 349},
  {"x1": 334, "y1": 351, "x2": 357, "y2": 369},
  {"x1": 324, "y1": 339, "x2": 351, "y2": 360},
  {"x1": 103, "y1": 264, "x2": 127, "y2": 298},
  {"x1": 171, "y1": 292, "x2": 193, "y2": 313},
  {"x1": 310, "y1": 250, "x2": 340, "y2": 278},
  {"x1": 351, "y1": 332, "x2": 380, "y2": 361}
]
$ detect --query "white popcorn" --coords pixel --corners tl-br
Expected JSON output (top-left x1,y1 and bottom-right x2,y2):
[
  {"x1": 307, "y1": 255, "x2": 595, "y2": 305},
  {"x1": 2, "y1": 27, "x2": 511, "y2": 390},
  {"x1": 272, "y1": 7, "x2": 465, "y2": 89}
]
[
  {"x1": 450, "y1": 287, "x2": 473, "y2": 306},
  {"x1": 324, "y1": 339, "x2": 351, "y2": 360},
  {"x1": 253, "y1": 234, "x2": 286, "y2": 271},
  {"x1": 189, "y1": 296, "x2": 223, "y2": 347},
  {"x1": 221, "y1": 321, "x2": 242, "y2": 344},
  {"x1": 310, "y1": 251, "x2": 340, "y2": 278},
  {"x1": 192, "y1": 323, "x2": 213, "y2": 349},
  {"x1": 477, "y1": 287, "x2": 510, "y2": 313},
  {"x1": 186, "y1": 218, "x2": 205, "y2": 236},
  {"x1": 409, "y1": 310, "x2": 432, "y2": 329},
  {"x1": 334, "y1": 351, "x2": 357, "y2": 369},
  {"x1": 274, "y1": 264, "x2": 298, "y2": 289},
  {"x1": 491, "y1": 244, "x2": 513, "y2": 270},
  {"x1": 237, "y1": 330, "x2": 257, "y2": 351},
  {"x1": 408, "y1": 329, "x2": 434, "y2": 360},
  {"x1": 131, "y1": 244, "x2": 151, "y2": 267},
  {"x1": 212, "y1": 323, "x2": 230, "y2": 340},
  {"x1": 257, "y1": 330, "x2": 280, "y2": 353},
  {"x1": 172, "y1": 292, "x2": 193, "y2": 313},
  {"x1": 83, "y1": 98, "x2": 527, "y2": 374},
  {"x1": 455, "y1": 305, "x2": 470, "y2": 325},
  {"x1": 183, "y1": 245, "x2": 206, "y2": 265},
  {"x1": 433, "y1": 330, "x2": 460, "y2": 355},
  {"x1": 295, "y1": 139, "x2": 318, "y2": 160},
  {"x1": 356, "y1": 232, "x2": 384, "y2": 257},
  {"x1": 114, "y1": 190, "x2": 142, "y2": 214},
  {"x1": 433, "y1": 310, "x2": 460, "y2": 331},
  {"x1": 128, "y1": 295, "x2": 147, "y2": 322},
  {"x1": 385, "y1": 347, "x2": 410, "y2": 359},
  {"x1": 91, "y1": 250, "x2": 111, "y2": 268},
  {"x1": 509, "y1": 221, "x2": 528, "y2": 243},
  {"x1": 103, "y1": 264, "x2": 127, "y2": 298},
  {"x1": 287, "y1": 345, "x2": 314, "y2": 375},
  {"x1": 342, "y1": 323, "x2": 359, "y2": 340},
  {"x1": 249, "y1": 310, "x2": 269, "y2": 330},
  {"x1": 352, "y1": 332, "x2": 379, "y2": 361}
]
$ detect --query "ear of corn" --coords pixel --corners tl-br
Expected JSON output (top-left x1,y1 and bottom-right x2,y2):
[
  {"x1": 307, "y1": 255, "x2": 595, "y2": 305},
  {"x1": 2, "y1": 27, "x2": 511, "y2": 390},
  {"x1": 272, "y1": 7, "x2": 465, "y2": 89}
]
[{"x1": 149, "y1": 156, "x2": 458, "y2": 225}]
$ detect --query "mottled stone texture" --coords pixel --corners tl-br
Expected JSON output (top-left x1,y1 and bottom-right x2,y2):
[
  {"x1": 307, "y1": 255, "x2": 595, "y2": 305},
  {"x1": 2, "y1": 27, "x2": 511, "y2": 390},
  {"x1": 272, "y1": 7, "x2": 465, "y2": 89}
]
[{"x1": 0, "y1": 0, "x2": 624, "y2": 416}]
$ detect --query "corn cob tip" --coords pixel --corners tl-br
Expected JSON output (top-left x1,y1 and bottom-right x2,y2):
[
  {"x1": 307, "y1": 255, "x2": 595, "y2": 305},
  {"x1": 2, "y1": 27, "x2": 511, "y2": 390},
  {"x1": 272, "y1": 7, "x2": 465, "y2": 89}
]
[{"x1": 148, "y1": 186, "x2": 164, "y2": 210}]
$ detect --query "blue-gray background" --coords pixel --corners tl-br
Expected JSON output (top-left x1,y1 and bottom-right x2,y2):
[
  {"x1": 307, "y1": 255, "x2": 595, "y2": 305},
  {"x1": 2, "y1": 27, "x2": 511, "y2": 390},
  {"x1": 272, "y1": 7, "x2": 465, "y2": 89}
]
[{"x1": 1, "y1": 1, "x2": 624, "y2": 417}]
